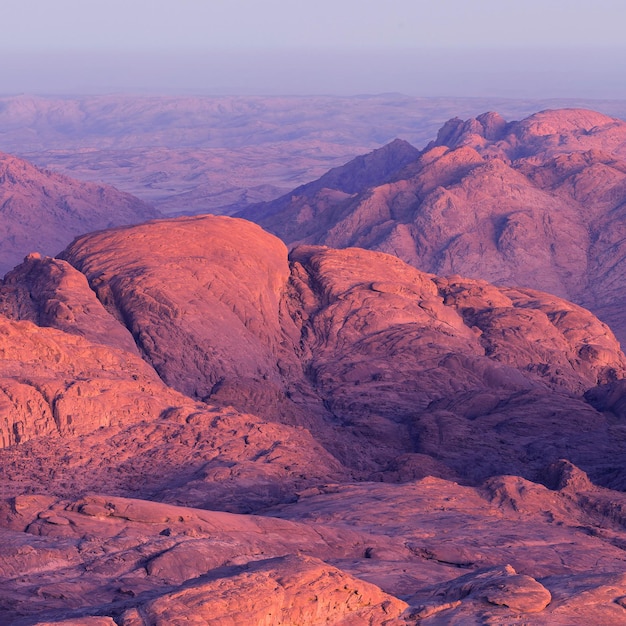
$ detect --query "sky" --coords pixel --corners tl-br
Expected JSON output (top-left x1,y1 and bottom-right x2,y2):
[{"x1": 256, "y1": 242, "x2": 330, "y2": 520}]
[{"x1": 2, "y1": 0, "x2": 625, "y2": 97}]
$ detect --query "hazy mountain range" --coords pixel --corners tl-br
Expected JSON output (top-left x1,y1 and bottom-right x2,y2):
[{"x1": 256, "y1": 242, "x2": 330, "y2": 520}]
[{"x1": 2, "y1": 94, "x2": 625, "y2": 215}]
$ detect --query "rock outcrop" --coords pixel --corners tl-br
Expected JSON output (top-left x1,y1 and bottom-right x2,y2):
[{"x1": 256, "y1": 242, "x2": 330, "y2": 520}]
[
  {"x1": 35, "y1": 214, "x2": 625, "y2": 484},
  {"x1": 5, "y1": 475, "x2": 626, "y2": 624},
  {"x1": 0, "y1": 311, "x2": 172, "y2": 448}
]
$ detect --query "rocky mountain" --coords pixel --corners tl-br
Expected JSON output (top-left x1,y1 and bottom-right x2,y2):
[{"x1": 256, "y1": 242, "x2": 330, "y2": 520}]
[
  {"x1": 0, "y1": 151, "x2": 158, "y2": 276},
  {"x1": 55, "y1": 215, "x2": 626, "y2": 483},
  {"x1": 3, "y1": 215, "x2": 626, "y2": 623},
  {"x1": 240, "y1": 108, "x2": 626, "y2": 346}
]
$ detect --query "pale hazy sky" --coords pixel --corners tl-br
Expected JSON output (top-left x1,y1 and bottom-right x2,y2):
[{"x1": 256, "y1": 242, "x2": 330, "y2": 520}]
[{"x1": 2, "y1": 0, "x2": 625, "y2": 97}]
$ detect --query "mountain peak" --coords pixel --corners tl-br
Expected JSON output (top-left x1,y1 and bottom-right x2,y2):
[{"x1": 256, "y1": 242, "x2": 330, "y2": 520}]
[
  {"x1": 476, "y1": 111, "x2": 508, "y2": 139},
  {"x1": 432, "y1": 111, "x2": 510, "y2": 149},
  {"x1": 304, "y1": 137, "x2": 420, "y2": 195},
  {"x1": 515, "y1": 108, "x2": 620, "y2": 137}
]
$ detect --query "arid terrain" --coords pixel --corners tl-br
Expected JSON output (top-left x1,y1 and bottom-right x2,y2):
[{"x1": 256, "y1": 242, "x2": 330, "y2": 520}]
[
  {"x1": 2, "y1": 102, "x2": 626, "y2": 624},
  {"x1": 2, "y1": 212, "x2": 626, "y2": 624},
  {"x1": 0, "y1": 151, "x2": 157, "y2": 276}
]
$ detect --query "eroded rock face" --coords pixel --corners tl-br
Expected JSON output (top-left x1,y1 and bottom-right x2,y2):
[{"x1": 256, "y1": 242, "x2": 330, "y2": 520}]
[
  {"x1": 0, "y1": 253, "x2": 139, "y2": 353},
  {"x1": 0, "y1": 313, "x2": 173, "y2": 448},
  {"x1": 242, "y1": 108, "x2": 626, "y2": 345},
  {"x1": 60, "y1": 216, "x2": 303, "y2": 418},
  {"x1": 436, "y1": 277, "x2": 625, "y2": 390},
  {"x1": 133, "y1": 555, "x2": 408, "y2": 626},
  {"x1": 0, "y1": 151, "x2": 158, "y2": 276},
  {"x1": 422, "y1": 564, "x2": 552, "y2": 613},
  {"x1": 0, "y1": 215, "x2": 605, "y2": 484},
  {"x1": 0, "y1": 406, "x2": 347, "y2": 514},
  {"x1": 0, "y1": 494, "x2": 407, "y2": 624}
]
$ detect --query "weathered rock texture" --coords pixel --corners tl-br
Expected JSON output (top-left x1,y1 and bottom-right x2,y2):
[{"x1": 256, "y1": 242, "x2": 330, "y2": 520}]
[
  {"x1": 5, "y1": 472, "x2": 626, "y2": 624},
  {"x1": 60, "y1": 216, "x2": 300, "y2": 412},
  {"x1": 0, "y1": 151, "x2": 158, "y2": 276},
  {"x1": 1, "y1": 213, "x2": 626, "y2": 623},
  {"x1": 242, "y1": 108, "x2": 626, "y2": 345},
  {"x1": 0, "y1": 312, "x2": 170, "y2": 448}
]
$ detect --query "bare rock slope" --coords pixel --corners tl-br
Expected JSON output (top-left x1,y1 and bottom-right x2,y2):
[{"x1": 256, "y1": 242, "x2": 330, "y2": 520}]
[
  {"x1": 5, "y1": 470, "x2": 626, "y2": 624},
  {"x1": 53, "y1": 215, "x2": 626, "y2": 485},
  {"x1": 0, "y1": 151, "x2": 158, "y2": 276},
  {"x1": 241, "y1": 108, "x2": 626, "y2": 345}
]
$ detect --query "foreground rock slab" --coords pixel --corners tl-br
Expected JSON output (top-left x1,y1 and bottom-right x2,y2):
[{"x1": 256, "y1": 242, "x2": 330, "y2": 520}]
[{"x1": 3, "y1": 470, "x2": 626, "y2": 624}]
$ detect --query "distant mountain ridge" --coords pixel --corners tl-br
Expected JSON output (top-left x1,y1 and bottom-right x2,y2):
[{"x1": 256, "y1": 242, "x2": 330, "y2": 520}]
[
  {"x1": 242, "y1": 138, "x2": 420, "y2": 244},
  {"x1": 240, "y1": 108, "x2": 626, "y2": 345}
]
